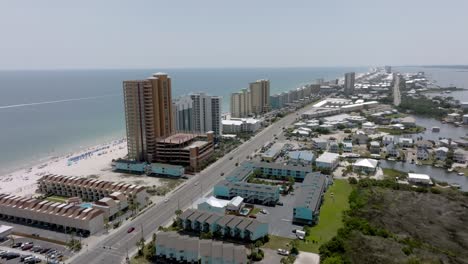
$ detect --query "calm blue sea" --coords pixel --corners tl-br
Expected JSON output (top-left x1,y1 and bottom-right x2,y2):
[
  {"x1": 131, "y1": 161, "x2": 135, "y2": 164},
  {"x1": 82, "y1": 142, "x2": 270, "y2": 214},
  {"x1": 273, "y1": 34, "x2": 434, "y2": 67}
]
[{"x1": 0, "y1": 67, "x2": 367, "y2": 174}]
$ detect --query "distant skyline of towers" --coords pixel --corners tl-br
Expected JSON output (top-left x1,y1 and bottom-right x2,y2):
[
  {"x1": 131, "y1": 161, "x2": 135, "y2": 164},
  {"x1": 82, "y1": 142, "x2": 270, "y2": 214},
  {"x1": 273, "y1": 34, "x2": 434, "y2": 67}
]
[{"x1": 230, "y1": 79, "x2": 270, "y2": 118}]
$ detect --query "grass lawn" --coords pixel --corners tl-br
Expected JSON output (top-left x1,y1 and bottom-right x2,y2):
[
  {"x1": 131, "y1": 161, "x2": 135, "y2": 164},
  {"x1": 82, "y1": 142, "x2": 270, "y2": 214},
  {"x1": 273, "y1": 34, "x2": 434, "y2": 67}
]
[
  {"x1": 296, "y1": 179, "x2": 353, "y2": 253},
  {"x1": 382, "y1": 168, "x2": 407, "y2": 179},
  {"x1": 131, "y1": 256, "x2": 150, "y2": 264},
  {"x1": 45, "y1": 195, "x2": 68, "y2": 203},
  {"x1": 377, "y1": 125, "x2": 425, "y2": 135},
  {"x1": 250, "y1": 207, "x2": 261, "y2": 215},
  {"x1": 263, "y1": 235, "x2": 293, "y2": 250}
]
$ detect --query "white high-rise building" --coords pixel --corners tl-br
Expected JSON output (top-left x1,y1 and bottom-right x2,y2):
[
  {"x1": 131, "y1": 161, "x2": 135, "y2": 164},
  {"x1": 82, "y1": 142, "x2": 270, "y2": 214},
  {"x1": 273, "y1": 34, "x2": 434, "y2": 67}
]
[{"x1": 174, "y1": 93, "x2": 222, "y2": 136}]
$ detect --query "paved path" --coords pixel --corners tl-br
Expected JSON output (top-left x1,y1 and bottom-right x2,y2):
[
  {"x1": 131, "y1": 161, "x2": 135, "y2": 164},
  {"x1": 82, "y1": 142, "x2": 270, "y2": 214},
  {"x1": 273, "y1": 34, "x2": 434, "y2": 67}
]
[{"x1": 68, "y1": 100, "x2": 321, "y2": 264}]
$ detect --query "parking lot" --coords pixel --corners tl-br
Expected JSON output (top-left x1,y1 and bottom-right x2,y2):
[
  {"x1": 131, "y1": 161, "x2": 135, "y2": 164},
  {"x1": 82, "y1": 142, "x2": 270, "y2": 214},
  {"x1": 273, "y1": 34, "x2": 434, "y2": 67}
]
[
  {"x1": 253, "y1": 183, "x2": 303, "y2": 239},
  {"x1": 0, "y1": 220, "x2": 73, "y2": 243},
  {"x1": 0, "y1": 236, "x2": 71, "y2": 263}
]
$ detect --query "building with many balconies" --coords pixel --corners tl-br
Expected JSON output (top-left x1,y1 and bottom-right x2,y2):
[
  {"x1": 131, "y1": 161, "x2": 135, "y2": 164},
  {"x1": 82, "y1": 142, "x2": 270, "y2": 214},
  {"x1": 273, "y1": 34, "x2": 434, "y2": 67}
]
[
  {"x1": 0, "y1": 194, "x2": 104, "y2": 235},
  {"x1": 178, "y1": 209, "x2": 268, "y2": 241},
  {"x1": 156, "y1": 232, "x2": 248, "y2": 264},
  {"x1": 37, "y1": 174, "x2": 149, "y2": 208}
]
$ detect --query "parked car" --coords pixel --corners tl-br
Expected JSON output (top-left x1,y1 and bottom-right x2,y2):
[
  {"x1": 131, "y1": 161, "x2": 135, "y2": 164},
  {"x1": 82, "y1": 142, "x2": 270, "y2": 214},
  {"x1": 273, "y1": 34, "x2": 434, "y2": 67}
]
[
  {"x1": 277, "y1": 202, "x2": 284, "y2": 206},
  {"x1": 40, "y1": 248, "x2": 51, "y2": 254},
  {"x1": 25, "y1": 257, "x2": 41, "y2": 264},
  {"x1": 127, "y1": 227, "x2": 135, "y2": 233},
  {"x1": 277, "y1": 248, "x2": 290, "y2": 256},
  {"x1": 22, "y1": 244, "x2": 34, "y2": 250},
  {"x1": 248, "y1": 215, "x2": 257, "y2": 219},
  {"x1": 20, "y1": 254, "x2": 32, "y2": 261},
  {"x1": 0, "y1": 251, "x2": 10, "y2": 258},
  {"x1": 12, "y1": 242, "x2": 22, "y2": 248},
  {"x1": 220, "y1": 172, "x2": 224, "y2": 176},
  {"x1": 4, "y1": 253, "x2": 20, "y2": 260},
  {"x1": 260, "y1": 209, "x2": 268, "y2": 214},
  {"x1": 31, "y1": 246, "x2": 42, "y2": 253}
]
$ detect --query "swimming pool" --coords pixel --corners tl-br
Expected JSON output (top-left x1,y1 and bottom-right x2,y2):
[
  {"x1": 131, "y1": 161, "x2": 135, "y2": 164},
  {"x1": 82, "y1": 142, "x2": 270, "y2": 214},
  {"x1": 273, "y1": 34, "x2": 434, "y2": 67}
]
[{"x1": 80, "y1": 203, "x2": 93, "y2": 209}]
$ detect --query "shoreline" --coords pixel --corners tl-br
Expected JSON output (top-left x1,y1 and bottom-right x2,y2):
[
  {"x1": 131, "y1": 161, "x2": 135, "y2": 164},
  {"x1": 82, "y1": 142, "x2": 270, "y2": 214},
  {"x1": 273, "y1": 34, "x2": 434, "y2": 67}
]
[
  {"x1": 0, "y1": 137, "x2": 128, "y2": 196},
  {"x1": 0, "y1": 132, "x2": 126, "y2": 177}
]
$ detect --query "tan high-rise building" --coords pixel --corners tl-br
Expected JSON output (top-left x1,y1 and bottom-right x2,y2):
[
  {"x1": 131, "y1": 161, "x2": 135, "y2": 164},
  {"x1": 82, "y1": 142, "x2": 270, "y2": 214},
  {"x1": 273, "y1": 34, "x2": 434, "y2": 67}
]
[
  {"x1": 123, "y1": 72, "x2": 174, "y2": 162},
  {"x1": 249, "y1": 79, "x2": 270, "y2": 115},
  {"x1": 230, "y1": 88, "x2": 251, "y2": 118}
]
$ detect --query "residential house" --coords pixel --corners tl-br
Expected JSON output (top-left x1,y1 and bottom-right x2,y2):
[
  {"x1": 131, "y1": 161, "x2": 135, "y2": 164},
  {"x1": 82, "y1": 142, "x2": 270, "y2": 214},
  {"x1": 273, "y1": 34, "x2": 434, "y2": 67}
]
[
  {"x1": 401, "y1": 116, "x2": 416, "y2": 127},
  {"x1": 353, "y1": 159, "x2": 379, "y2": 174},
  {"x1": 328, "y1": 142, "x2": 340, "y2": 153},
  {"x1": 343, "y1": 142, "x2": 353, "y2": 152},
  {"x1": 439, "y1": 139, "x2": 458, "y2": 149},
  {"x1": 382, "y1": 135, "x2": 395, "y2": 146},
  {"x1": 352, "y1": 130, "x2": 369, "y2": 145},
  {"x1": 435, "y1": 147, "x2": 449, "y2": 161},
  {"x1": 417, "y1": 146, "x2": 431, "y2": 160},
  {"x1": 369, "y1": 141, "x2": 381, "y2": 154},
  {"x1": 312, "y1": 138, "x2": 328, "y2": 150},
  {"x1": 398, "y1": 138, "x2": 414, "y2": 148},
  {"x1": 315, "y1": 152, "x2": 340, "y2": 170},
  {"x1": 383, "y1": 143, "x2": 399, "y2": 157},
  {"x1": 454, "y1": 149, "x2": 467, "y2": 164}
]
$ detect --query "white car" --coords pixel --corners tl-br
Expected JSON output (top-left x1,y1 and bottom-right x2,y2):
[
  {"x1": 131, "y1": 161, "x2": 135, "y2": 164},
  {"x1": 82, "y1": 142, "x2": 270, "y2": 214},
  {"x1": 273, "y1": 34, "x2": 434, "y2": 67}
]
[
  {"x1": 277, "y1": 249, "x2": 290, "y2": 256},
  {"x1": 164, "y1": 198, "x2": 169, "y2": 203}
]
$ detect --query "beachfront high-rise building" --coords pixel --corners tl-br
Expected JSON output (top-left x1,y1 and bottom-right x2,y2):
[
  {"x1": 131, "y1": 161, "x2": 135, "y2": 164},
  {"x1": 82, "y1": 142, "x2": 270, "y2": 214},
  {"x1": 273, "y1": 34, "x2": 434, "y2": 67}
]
[
  {"x1": 344, "y1": 72, "x2": 355, "y2": 96},
  {"x1": 250, "y1": 79, "x2": 270, "y2": 115},
  {"x1": 123, "y1": 72, "x2": 174, "y2": 162},
  {"x1": 173, "y1": 96, "x2": 194, "y2": 132},
  {"x1": 230, "y1": 88, "x2": 251, "y2": 118},
  {"x1": 174, "y1": 93, "x2": 222, "y2": 136}
]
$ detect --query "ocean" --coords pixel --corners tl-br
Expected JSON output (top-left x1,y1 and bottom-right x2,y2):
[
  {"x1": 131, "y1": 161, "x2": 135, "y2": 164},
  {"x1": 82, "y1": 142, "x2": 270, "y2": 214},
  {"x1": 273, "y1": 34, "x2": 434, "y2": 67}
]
[{"x1": 0, "y1": 67, "x2": 368, "y2": 174}]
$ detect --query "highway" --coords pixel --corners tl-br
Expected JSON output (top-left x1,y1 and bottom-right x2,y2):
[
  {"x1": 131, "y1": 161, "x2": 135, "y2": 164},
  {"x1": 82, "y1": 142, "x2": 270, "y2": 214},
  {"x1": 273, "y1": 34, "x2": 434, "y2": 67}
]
[{"x1": 68, "y1": 102, "x2": 317, "y2": 264}]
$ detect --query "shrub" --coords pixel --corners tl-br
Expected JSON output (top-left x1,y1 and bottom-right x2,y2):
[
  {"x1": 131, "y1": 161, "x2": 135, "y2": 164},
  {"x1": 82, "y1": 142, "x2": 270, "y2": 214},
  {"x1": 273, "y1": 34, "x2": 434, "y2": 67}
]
[{"x1": 348, "y1": 177, "x2": 358, "y2": 184}]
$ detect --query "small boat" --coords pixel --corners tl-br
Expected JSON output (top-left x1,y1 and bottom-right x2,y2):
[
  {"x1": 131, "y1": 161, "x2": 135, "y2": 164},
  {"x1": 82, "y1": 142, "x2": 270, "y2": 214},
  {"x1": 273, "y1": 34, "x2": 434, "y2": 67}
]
[
  {"x1": 458, "y1": 172, "x2": 465, "y2": 176},
  {"x1": 450, "y1": 183, "x2": 461, "y2": 189},
  {"x1": 432, "y1": 127, "x2": 440, "y2": 132},
  {"x1": 447, "y1": 168, "x2": 454, "y2": 172}
]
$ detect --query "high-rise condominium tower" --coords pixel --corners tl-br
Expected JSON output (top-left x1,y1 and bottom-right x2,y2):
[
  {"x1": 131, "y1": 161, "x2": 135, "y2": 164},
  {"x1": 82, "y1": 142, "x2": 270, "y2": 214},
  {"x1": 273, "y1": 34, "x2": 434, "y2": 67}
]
[
  {"x1": 230, "y1": 88, "x2": 251, "y2": 118},
  {"x1": 249, "y1": 79, "x2": 270, "y2": 115},
  {"x1": 123, "y1": 72, "x2": 174, "y2": 162},
  {"x1": 174, "y1": 93, "x2": 222, "y2": 136},
  {"x1": 344, "y1": 72, "x2": 355, "y2": 96}
]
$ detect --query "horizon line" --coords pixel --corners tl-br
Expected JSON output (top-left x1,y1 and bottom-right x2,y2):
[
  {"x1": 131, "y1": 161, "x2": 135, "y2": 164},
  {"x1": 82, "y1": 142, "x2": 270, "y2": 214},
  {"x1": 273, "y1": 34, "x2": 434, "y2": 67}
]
[{"x1": 1, "y1": 64, "x2": 467, "y2": 72}]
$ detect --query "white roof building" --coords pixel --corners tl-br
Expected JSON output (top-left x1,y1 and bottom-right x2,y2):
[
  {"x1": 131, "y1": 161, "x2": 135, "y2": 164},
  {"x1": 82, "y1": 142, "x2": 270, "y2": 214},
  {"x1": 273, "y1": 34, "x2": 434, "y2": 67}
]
[
  {"x1": 354, "y1": 158, "x2": 379, "y2": 169},
  {"x1": 408, "y1": 173, "x2": 432, "y2": 185}
]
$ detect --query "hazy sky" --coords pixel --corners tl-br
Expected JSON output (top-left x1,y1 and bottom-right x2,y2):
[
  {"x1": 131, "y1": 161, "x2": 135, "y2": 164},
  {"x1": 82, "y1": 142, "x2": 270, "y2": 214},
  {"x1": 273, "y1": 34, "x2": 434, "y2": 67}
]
[{"x1": 1, "y1": 0, "x2": 467, "y2": 69}]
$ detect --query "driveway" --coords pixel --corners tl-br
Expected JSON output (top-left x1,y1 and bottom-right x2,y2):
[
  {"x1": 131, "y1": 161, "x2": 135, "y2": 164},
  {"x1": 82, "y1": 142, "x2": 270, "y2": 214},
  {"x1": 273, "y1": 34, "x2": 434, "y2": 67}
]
[
  {"x1": 294, "y1": 251, "x2": 320, "y2": 264},
  {"x1": 254, "y1": 184, "x2": 303, "y2": 238}
]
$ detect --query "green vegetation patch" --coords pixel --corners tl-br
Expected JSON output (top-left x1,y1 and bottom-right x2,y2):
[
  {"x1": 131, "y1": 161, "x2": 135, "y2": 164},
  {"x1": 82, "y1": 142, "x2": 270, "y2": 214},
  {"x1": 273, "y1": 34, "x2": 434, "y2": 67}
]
[
  {"x1": 45, "y1": 195, "x2": 68, "y2": 203},
  {"x1": 296, "y1": 179, "x2": 353, "y2": 253},
  {"x1": 319, "y1": 178, "x2": 468, "y2": 264},
  {"x1": 263, "y1": 235, "x2": 293, "y2": 250},
  {"x1": 382, "y1": 168, "x2": 407, "y2": 180}
]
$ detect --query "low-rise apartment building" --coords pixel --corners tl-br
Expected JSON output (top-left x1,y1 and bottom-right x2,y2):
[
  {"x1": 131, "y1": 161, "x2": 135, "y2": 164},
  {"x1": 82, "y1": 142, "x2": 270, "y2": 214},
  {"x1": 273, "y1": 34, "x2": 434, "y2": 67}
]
[
  {"x1": 0, "y1": 194, "x2": 104, "y2": 235},
  {"x1": 293, "y1": 173, "x2": 327, "y2": 225},
  {"x1": 214, "y1": 181, "x2": 280, "y2": 206},
  {"x1": 178, "y1": 209, "x2": 268, "y2": 241},
  {"x1": 37, "y1": 174, "x2": 149, "y2": 208},
  {"x1": 156, "y1": 232, "x2": 248, "y2": 264}
]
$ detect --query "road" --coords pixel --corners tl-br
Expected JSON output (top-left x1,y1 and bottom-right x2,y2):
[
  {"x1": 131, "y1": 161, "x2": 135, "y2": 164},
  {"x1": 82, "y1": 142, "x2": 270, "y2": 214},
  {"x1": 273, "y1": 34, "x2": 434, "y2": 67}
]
[{"x1": 69, "y1": 102, "x2": 318, "y2": 264}]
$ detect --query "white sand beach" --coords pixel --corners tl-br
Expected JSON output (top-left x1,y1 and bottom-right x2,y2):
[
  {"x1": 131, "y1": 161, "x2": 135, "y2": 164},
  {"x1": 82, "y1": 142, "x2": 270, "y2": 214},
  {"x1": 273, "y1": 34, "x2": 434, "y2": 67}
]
[{"x1": 0, "y1": 138, "x2": 165, "y2": 197}]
